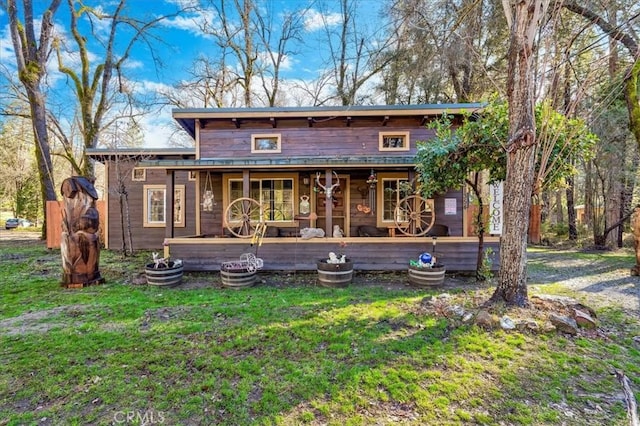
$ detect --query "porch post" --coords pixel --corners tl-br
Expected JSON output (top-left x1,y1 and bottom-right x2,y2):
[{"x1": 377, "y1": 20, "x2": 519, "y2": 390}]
[
  {"x1": 325, "y1": 169, "x2": 333, "y2": 236},
  {"x1": 243, "y1": 170, "x2": 250, "y2": 198},
  {"x1": 166, "y1": 170, "x2": 175, "y2": 239}
]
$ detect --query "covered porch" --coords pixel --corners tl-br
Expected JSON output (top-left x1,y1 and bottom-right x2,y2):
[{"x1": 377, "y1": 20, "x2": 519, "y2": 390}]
[{"x1": 163, "y1": 235, "x2": 500, "y2": 272}]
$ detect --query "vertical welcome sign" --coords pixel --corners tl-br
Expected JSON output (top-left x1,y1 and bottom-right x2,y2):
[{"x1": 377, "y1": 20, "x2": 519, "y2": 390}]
[{"x1": 489, "y1": 181, "x2": 504, "y2": 235}]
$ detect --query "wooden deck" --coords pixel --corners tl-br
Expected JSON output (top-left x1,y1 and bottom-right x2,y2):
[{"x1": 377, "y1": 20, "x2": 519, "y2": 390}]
[{"x1": 164, "y1": 236, "x2": 500, "y2": 273}]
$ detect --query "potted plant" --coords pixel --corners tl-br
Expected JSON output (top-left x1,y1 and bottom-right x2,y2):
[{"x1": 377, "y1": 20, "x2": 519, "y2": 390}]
[
  {"x1": 407, "y1": 238, "x2": 445, "y2": 286},
  {"x1": 145, "y1": 252, "x2": 183, "y2": 287},
  {"x1": 317, "y1": 242, "x2": 353, "y2": 287}
]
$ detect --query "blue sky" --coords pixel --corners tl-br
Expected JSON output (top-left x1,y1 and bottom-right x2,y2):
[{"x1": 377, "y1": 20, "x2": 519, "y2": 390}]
[{"x1": 0, "y1": 0, "x2": 388, "y2": 147}]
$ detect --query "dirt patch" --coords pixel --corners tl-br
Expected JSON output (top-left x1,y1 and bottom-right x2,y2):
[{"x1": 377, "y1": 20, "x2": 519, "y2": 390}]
[
  {"x1": 0, "y1": 229, "x2": 43, "y2": 246},
  {"x1": 169, "y1": 269, "x2": 480, "y2": 292},
  {"x1": 0, "y1": 305, "x2": 89, "y2": 336}
]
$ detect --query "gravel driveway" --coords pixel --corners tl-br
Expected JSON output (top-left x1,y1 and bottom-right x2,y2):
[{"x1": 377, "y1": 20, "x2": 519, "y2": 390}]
[
  {"x1": 527, "y1": 250, "x2": 640, "y2": 314},
  {"x1": 0, "y1": 229, "x2": 42, "y2": 246}
]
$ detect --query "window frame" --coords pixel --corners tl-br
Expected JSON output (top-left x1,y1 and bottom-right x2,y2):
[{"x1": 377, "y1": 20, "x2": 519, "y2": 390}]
[
  {"x1": 378, "y1": 131, "x2": 410, "y2": 151},
  {"x1": 143, "y1": 184, "x2": 186, "y2": 228},
  {"x1": 251, "y1": 133, "x2": 282, "y2": 153},
  {"x1": 223, "y1": 173, "x2": 298, "y2": 226},
  {"x1": 132, "y1": 167, "x2": 146, "y2": 181},
  {"x1": 376, "y1": 172, "x2": 410, "y2": 228}
]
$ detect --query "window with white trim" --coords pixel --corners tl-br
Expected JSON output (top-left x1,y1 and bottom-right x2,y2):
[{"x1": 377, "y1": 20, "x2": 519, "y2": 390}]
[
  {"x1": 251, "y1": 134, "x2": 281, "y2": 153},
  {"x1": 379, "y1": 131, "x2": 410, "y2": 151},
  {"x1": 143, "y1": 185, "x2": 186, "y2": 227},
  {"x1": 376, "y1": 173, "x2": 410, "y2": 227},
  {"x1": 132, "y1": 168, "x2": 146, "y2": 181}
]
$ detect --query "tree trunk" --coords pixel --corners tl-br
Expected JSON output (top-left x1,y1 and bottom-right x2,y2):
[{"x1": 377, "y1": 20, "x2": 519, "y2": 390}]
[
  {"x1": 605, "y1": 178, "x2": 622, "y2": 248},
  {"x1": 466, "y1": 173, "x2": 486, "y2": 279},
  {"x1": 6, "y1": 0, "x2": 61, "y2": 239},
  {"x1": 528, "y1": 203, "x2": 541, "y2": 244},
  {"x1": 566, "y1": 169, "x2": 578, "y2": 240},
  {"x1": 491, "y1": 0, "x2": 547, "y2": 307},
  {"x1": 27, "y1": 89, "x2": 57, "y2": 239},
  {"x1": 584, "y1": 160, "x2": 594, "y2": 229},
  {"x1": 492, "y1": 144, "x2": 536, "y2": 306},
  {"x1": 555, "y1": 190, "x2": 563, "y2": 225}
]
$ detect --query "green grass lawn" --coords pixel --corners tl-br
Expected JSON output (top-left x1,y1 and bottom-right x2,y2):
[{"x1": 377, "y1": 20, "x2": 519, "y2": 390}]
[{"x1": 1, "y1": 242, "x2": 639, "y2": 425}]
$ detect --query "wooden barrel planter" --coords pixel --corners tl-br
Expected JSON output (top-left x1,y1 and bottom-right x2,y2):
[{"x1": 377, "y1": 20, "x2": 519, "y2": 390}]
[
  {"x1": 408, "y1": 264, "x2": 446, "y2": 286},
  {"x1": 317, "y1": 259, "x2": 353, "y2": 288},
  {"x1": 145, "y1": 262, "x2": 183, "y2": 287},
  {"x1": 220, "y1": 253, "x2": 263, "y2": 289},
  {"x1": 220, "y1": 266, "x2": 257, "y2": 289}
]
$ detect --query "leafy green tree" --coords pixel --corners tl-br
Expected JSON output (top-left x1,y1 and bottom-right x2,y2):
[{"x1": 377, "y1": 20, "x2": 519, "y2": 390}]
[
  {"x1": 416, "y1": 102, "x2": 507, "y2": 278},
  {"x1": 416, "y1": 99, "x2": 595, "y2": 278},
  {"x1": 15, "y1": 162, "x2": 41, "y2": 223},
  {"x1": 0, "y1": 115, "x2": 41, "y2": 222}
]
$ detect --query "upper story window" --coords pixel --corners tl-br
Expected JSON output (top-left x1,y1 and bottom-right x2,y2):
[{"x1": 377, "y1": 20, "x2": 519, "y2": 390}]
[
  {"x1": 143, "y1": 184, "x2": 186, "y2": 228},
  {"x1": 379, "y1": 131, "x2": 410, "y2": 151},
  {"x1": 251, "y1": 134, "x2": 281, "y2": 153},
  {"x1": 132, "y1": 168, "x2": 146, "y2": 181}
]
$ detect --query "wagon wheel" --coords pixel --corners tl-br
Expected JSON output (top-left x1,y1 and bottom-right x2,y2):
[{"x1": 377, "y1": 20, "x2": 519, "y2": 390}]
[
  {"x1": 393, "y1": 195, "x2": 435, "y2": 236},
  {"x1": 224, "y1": 197, "x2": 263, "y2": 238}
]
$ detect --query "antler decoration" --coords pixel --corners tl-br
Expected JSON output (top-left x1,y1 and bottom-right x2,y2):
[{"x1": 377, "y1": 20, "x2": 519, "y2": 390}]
[{"x1": 316, "y1": 172, "x2": 340, "y2": 199}]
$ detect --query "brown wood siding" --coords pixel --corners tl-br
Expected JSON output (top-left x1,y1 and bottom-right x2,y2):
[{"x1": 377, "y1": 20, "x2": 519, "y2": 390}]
[
  {"x1": 431, "y1": 189, "x2": 464, "y2": 236},
  {"x1": 107, "y1": 165, "x2": 197, "y2": 250},
  {"x1": 199, "y1": 172, "x2": 225, "y2": 236},
  {"x1": 199, "y1": 127, "x2": 436, "y2": 159},
  {"x1": 202, "y1": 115, "x2": 428, "y2": 130}
]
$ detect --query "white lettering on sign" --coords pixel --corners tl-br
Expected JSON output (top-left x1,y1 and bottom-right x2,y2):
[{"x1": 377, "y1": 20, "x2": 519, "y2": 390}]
[{"x1": 489, "y1": 181, "x2": 503, "y2": 235}]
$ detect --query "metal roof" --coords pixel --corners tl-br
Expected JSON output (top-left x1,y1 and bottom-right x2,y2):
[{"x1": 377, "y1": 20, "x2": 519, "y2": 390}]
[
  {"x1": 137, "y1": 155, "x2": 416, "y2": 170},
  {"x1": 87, "y1": 147, "x2": 196, "y2": 162}
]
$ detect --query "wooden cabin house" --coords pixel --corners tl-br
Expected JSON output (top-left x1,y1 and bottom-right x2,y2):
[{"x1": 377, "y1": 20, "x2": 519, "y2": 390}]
[{"x1": 88, "y1": 104, "x2": 500, "y2": 272}]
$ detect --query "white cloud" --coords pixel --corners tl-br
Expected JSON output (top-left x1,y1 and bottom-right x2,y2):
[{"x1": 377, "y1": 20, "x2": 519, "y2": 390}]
[
  {"x1": 0, "y1": 24, "x2": 14, "y2": 67},
  {"x1": 160, "y1": 8, "x2": 215, "y2": 38},
  {"x1": 139, "y1": 79, "x2": 174, "y2": 94},
  {"x1": 256, "y1": 51, "x2": 294, "y2": 72},
  {"x1": 163, "y1": 0, "x2": 200, "y2": 7},
  {"x1": 123, "y1": 59, "x2": 144, "y2": 70},
  {"x1": 304, "y1": 9, "x2": 342, "y2": 32},
  {"x1": 139, "y1": 108, "x2": 176, "y2": 147}
]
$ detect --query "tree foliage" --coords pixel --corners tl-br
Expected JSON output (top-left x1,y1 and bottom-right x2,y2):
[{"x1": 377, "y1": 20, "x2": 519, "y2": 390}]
[
  {"x1": 416, "y1": 99, "x2": 595, "y2": 197},
  {"x1": 0, "y1": 115, "x2": 40, "y2": 220},
  {"x1": 415, "y1": 97, "x2": 595, "y2": 278}
]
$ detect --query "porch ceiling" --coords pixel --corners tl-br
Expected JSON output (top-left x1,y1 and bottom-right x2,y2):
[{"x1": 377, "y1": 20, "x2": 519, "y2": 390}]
[{"x1": 137, "y1": 155, "x2": 416, "y2": 169}]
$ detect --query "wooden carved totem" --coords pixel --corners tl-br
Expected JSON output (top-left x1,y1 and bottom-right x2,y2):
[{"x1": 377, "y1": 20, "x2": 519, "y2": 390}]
[{"x1": 60, "y1": 176, "x2": 104, "y2": 287}]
